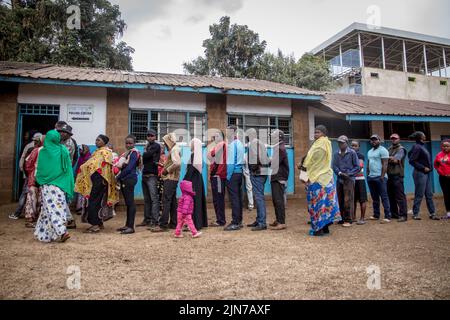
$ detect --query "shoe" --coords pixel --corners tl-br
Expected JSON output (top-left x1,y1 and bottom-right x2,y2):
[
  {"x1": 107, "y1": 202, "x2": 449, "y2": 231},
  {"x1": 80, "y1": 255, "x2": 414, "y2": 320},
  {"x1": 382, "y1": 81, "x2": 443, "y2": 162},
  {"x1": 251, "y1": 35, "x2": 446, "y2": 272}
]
[
  {"x1": 269, "y1": 221, "x2": 279, "y2": 227},
  {"x1": 270, "y1": 224, "x2": 287, "y2": 230},
  {"x1": 397, "y1": 217, "x2": 407, "y2": 222},
  {"x1": 116, "y1": 226, "x2": 128, "y2": 232},
  {"x1": 136, "y1": 221, "x2": 149, "y2": 227},
  {"x1": 247, "y1": 221, "x2": 258, "y2": 228},
  {"x1": 337, "y1": 220, "x2": 345, "y2": 225},
  {"x1": 120, "y1": 228, "x2": 135, "y2": 234},
  {"x1": 429, "y1": 215, "x2": 440, "y2": 221},
  {"x1": 413, "y1": 216, "x2": 422, "y2": 220},
  {"x1": 174, "y1": 234, "x2": 184, "y2": 238},
  {"x1": 60, "y1": 232, "x2": 70, "y2": 243},
  {"x1": 251, "y1": 225, "x2": 267, "y2": 231},
  {"x1": 369, "y1": 216, "x2": 379, "y2": 221},
  {"x1": 192, "y1": 232, "x2": 202, "y2": 238},
  {"x1": 381, "y1": 218, "x2": 391, "y2": 224},
  {"x1": 356, "y1": 220, "x2": 366, "y2": 225},
  {"x1": 248, "y1": 206, "x2": 254, "y2": 211},
  {"x1": 209, "y1": 222, "x2": 225, "y2": 227},
  {"x1": 342, "y1": 222, "x2": 352, "y2": 227},
  {"x1": 238, "y1": 222, "x2": 244, "y2": 229},
  {"x1": 151, "y1": 226, "x2": 169, "y2": 232},
  {"x1": 224, "y1": 224, "x2": 240, "y2": 231},
  {"x1": 8, "y1": 213, "x2": 20, "y2": 220},
  {"x1": 66, "y1": 220, "x2": 77, "y2": 229}
]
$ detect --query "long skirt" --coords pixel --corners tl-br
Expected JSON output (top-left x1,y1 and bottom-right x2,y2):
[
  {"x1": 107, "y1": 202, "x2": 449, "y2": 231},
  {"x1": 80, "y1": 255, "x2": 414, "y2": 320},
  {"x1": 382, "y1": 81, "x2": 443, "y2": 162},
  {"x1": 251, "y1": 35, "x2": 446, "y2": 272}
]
[
  {"x1": 307, "y1": 180, "x2": 342, "y2": 232},
  {"x1": 34, "y1": 185, "x2": 68, "y2": 242},
  {"x1": 24, "y1": 186, "x2": 41, "y2": 221}
]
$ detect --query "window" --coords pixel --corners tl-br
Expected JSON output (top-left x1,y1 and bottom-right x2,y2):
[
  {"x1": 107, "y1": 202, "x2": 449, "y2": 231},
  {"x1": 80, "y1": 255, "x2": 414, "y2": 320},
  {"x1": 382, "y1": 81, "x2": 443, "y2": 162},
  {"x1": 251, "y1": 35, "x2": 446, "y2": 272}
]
[
  {"x1": 384, "y1": 122, "x2": 430, "y2": 141},
  {"x1": 314, "y1": 116, "x2": 370, "y2": 139},
  {"x1": 129, "y1": 110, "x2": 207, "y2": 144},
  {"x1": 227, "y1": 114, "x2": 292, "y2": 146}
]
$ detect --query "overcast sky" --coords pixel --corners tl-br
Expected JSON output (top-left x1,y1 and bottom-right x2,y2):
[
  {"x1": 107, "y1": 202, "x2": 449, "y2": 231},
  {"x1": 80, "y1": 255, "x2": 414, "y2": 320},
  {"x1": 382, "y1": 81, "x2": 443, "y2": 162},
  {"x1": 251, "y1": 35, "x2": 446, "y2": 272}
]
[{"x1": 109, "y1": 0, "x2": 450, "y2": 74}]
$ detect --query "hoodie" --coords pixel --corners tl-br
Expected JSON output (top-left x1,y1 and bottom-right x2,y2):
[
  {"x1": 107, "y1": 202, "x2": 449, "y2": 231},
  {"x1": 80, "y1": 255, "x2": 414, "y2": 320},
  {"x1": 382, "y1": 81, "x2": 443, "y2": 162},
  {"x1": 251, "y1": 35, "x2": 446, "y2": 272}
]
[
  {"x1": 178, "y1": 180, "x2": 196, "y2": 216},
  {"x1": 161, "y1": 133, "x2": 181, "y2": 181}
]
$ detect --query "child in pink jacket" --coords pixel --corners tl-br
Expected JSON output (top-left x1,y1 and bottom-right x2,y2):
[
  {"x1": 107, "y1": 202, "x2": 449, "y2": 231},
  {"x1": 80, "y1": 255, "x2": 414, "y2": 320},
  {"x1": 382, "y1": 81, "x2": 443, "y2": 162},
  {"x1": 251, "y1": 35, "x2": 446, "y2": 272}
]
[{"x1": 175, "y1": 180, "x2": 202, "y2": 238}]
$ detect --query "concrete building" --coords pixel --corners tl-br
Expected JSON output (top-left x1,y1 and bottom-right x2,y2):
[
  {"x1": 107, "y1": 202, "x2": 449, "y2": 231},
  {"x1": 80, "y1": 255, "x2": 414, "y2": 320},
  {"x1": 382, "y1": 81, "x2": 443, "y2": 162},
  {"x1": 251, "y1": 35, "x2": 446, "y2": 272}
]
[{"x1": 0, "y1": 60, "x2": 449, "y2": 204}]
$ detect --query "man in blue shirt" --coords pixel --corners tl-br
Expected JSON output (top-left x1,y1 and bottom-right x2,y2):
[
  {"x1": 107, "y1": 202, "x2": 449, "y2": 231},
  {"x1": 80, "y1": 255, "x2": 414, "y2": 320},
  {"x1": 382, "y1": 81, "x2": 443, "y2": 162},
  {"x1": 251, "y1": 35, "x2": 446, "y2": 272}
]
[
  {"x1": 332, "y1": 135, "x2": 360, "y2": 227},
  {"x1": 224, "y1": 125, "x2": 245, "y2": 231},
  {"x1": 367, "y1": 134, "x2": 391, "y2": 223}
]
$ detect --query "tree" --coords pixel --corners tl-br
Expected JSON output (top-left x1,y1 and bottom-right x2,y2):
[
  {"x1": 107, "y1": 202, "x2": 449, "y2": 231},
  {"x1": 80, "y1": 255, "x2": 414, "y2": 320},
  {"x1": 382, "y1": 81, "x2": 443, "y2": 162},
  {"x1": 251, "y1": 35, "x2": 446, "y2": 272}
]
[
  {"x1": 0, "y1": 0, "x2": 134, "y2": 70},
  {"x1": 183, "y1": 16, "x2": 267, "y2": 78},
  {"x1": 184, "y1": 16, "x2": 333, "y2": 91}
]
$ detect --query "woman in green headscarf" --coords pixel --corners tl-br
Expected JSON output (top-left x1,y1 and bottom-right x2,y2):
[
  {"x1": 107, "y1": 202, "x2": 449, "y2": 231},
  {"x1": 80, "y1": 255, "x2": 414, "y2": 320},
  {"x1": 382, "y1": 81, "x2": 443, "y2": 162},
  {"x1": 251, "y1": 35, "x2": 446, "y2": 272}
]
[{"x1": 34, "y1": 129, "x2": 74, "y2": 243}]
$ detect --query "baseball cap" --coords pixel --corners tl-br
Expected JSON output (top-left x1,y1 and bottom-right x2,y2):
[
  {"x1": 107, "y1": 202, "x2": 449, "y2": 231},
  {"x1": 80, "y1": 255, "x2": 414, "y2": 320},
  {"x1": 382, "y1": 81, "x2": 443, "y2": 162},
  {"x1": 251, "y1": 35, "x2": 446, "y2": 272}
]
[
  {"x1": 337, "y1": 135, "x2": 349, "y2": 144},
  {"x1": 390, "y1": 133, "x2": 400, "y2": 140},
  {"x1": 370, "y1": 134, "x2": 381, "y2": 140}
]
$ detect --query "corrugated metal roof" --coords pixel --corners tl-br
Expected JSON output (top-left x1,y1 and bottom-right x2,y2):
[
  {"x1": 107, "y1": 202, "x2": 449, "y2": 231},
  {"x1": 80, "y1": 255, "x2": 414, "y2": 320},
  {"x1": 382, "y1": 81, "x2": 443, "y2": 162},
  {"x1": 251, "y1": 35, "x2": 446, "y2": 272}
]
[
  {"x1": 321, "y1": 93, "x2": 450, "y2": 117},
  {"x1": 0, "y1": 61, "x2": 319, "y2": 96}
]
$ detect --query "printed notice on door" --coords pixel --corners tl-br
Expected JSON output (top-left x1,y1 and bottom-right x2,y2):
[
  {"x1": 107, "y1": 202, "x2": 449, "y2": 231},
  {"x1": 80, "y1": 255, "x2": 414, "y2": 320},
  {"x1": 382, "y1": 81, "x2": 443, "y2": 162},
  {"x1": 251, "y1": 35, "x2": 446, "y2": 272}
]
[{"x1": 67, "y1": 105, "x2": 94, "y2": 122}]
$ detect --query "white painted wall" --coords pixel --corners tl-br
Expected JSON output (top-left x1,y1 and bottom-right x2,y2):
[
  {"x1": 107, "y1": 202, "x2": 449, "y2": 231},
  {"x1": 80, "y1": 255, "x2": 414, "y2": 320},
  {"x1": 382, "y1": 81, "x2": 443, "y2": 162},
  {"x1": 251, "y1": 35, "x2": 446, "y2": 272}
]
[
  {"x1": 129, "y1": 89, "x2": 206, "y2": 111},
  {"x1": 227, "y1": 95, "x2": 291, "y2": 116},
  {"x1": 18, "y1": 84, "x2": 107, "y2": 145}
]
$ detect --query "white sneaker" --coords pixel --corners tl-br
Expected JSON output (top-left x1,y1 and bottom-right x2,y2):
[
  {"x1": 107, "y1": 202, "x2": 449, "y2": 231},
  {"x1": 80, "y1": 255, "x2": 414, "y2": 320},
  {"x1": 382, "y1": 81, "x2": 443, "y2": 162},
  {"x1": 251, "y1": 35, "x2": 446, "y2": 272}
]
[
  {"x1": 342, "y1": 222, "x2": 352, "y2": 227},
  {"x1": 8, "y1": 213, "x2": 19, "y2": 220},
  {"x1": 381, "y1": 218, "x2": 391, "y2": 224},
  {"x1": 192, "y1": 232, "x2": 202, "y2": 238}
]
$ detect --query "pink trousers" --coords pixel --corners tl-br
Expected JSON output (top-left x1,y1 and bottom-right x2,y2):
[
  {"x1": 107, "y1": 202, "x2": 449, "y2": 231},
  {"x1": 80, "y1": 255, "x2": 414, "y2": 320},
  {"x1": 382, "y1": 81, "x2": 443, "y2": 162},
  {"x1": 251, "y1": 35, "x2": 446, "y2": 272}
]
[{"x1": 175, "y1": 212, "x2": 198, "y2": 236}]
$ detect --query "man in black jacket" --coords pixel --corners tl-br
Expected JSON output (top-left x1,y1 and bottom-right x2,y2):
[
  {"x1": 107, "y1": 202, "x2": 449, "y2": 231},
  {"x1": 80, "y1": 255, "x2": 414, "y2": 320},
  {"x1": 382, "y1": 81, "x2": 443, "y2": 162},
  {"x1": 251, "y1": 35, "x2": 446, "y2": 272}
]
[
  {"x1": 137, "y1": 129, "x2": 161, "y2": 227},
  {"x1": 269, "y1": 130, "x2": 289, "y2": 230}
]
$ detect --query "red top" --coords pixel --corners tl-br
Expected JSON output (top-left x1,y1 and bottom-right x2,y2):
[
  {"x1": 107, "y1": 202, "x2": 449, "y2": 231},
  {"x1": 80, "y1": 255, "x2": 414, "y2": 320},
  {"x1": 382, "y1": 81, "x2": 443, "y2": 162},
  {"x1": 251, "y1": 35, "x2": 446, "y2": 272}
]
[
  {"x1": 434, "y1": 151, "x2": 450, "y2": 176},
  {"x1": 208, "y1": 141, "x2": 227, "y2": 179}
]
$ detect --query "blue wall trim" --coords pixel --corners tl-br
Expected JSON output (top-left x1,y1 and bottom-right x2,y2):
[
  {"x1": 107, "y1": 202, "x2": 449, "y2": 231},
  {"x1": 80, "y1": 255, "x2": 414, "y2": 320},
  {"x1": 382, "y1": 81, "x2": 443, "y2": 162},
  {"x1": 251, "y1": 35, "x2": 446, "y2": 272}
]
[
  {"x1": 346, "y1": 114, "x2": 450, "y2": 123},
  {"x1": 0, "y1": 76, "x2": 323, "y2": 101}
]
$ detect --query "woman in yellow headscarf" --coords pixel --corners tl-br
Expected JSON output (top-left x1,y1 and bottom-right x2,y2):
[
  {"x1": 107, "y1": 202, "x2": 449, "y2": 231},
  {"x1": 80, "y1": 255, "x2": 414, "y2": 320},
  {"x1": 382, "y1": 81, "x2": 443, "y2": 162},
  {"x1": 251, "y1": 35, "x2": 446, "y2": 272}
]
[
  {"x1": 302, "y1": 125, "x2": 341, "y2": 236},
  {"x1": 75, "y1": 134, "x2": 118, "y2": 233}
]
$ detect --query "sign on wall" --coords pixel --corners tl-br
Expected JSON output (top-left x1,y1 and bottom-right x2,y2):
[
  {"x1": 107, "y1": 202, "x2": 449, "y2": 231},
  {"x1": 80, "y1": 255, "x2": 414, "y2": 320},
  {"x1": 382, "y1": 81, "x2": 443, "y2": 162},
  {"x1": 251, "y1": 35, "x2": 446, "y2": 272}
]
[{"x1": 67, "y1": 105, "x2": 94, "y2": 122}]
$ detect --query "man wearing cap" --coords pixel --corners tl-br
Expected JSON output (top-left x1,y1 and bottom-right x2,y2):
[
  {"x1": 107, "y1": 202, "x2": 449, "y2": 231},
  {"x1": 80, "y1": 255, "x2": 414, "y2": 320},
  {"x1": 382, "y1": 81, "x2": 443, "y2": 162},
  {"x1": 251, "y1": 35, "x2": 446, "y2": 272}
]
[
  {"x1": 387, "y1": 134, "x2": 408, "y2": 222},
  {"x1": 137, "y1": 129, "x2": 161, "y2": 228},
  {"x1": 332, "y1": 135, "x2": 360, "y2": 227},
  {"x1": 367, "y1": 134, "x2": 391, "y2": 223}
]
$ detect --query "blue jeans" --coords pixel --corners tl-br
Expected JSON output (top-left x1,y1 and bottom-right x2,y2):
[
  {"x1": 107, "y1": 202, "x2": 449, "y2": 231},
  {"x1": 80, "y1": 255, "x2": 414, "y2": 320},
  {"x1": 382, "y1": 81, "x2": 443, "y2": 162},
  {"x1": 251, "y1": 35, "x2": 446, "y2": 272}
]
[
  {"x1": 367, "y1": 176, "x2": 391, "y2": 219},
  {"x1": 412, "y1": 170, "x2": 436, "y2": 217},
  {"x1": 250, "y1": 175, "x2": 267, "y2": 227},
  {"x1": 142, "y1": 175, "x2": 160, "y2": 225}
]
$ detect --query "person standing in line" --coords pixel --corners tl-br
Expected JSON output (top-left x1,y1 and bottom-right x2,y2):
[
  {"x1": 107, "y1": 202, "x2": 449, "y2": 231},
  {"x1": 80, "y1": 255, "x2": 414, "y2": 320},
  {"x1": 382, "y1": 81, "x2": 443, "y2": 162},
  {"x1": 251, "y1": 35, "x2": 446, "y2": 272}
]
[
  {"x1": 434, "y1": 139, "x2": 450, "y2": 219},
  {"x1": 367, "y1": 134, "x2": 392, "y2": 224},
  {"x1": 350, "y1": 141, "x2": 368, "y2": 225},
  {"x1": 243, "y1": 136, "x2": 255, "y2": 212},
  {"x1": 332, "y1": 135, "x2": 360, "y2": 228},
  {"x1": 137, "y1": 129, "x2": 161, "y2": 229},
  {"x1": 115, "y1": 135, "x2": 140, "y2": 235},
  {"x1": 74, "y1": 145, "x2": 91, "y2": 214},
  {"x1": 152, "y1": 133, "x2": 181, "y2": 232},
  {"x1": 269, "y1": 129, "x2": 289, "y2": 230},
  {"x1": 408, "y1": 131, "x2": 439, "y2": 220},
  {"x1": 246, "y1": 128, "x2": 270, "y2": 231},
  {"x1": 207, "y1": 131, "x2": 227, "y2": 227},
  {"x1": 224, "y1": 125, "x2": 245, "y2": 231},
  {"x1": 387, "y1": 134, "x2": 408, "y2": 222}
]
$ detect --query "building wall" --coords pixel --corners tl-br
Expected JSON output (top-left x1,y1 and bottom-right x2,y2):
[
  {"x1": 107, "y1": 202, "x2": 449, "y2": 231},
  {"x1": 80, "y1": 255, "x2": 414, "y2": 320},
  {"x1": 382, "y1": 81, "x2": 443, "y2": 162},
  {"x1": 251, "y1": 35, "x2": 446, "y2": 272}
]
[
  {"x1": 129, "y1": 90, "x2": 206, "y2": 111},
  {"x1": 17, "y1": 84, "x2": 107, "y2": 145},
  {"x1": 0, "y1": 83, "x2": 18, "y2": 204},
  {"x1": 292, "y1": 100, "x2": 310, "y2": 197},
  {"x1": 227, "y1": 95, "x2": 291, "y2": 115},
  {"x1": 106, "y1": 88, "x2": 129, "y2": 155},
  {"x1": 362, "y1": 67, "x2": 450, "y2": 104}
]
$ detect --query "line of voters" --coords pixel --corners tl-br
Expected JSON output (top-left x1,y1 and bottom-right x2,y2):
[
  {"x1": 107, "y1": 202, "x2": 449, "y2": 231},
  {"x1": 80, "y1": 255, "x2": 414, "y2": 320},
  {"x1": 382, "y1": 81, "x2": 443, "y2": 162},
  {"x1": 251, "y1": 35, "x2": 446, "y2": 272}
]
[{"x1": 9, "y1": 121, "x2": 450, "y2": 242}]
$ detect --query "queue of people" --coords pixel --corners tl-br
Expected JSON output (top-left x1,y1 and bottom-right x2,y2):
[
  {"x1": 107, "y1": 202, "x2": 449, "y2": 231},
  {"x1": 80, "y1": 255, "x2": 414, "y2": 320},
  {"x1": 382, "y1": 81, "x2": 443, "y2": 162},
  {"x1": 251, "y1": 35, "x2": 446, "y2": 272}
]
[{"x1": 9, "y1": 122, "x2": 450, "y2": 243}]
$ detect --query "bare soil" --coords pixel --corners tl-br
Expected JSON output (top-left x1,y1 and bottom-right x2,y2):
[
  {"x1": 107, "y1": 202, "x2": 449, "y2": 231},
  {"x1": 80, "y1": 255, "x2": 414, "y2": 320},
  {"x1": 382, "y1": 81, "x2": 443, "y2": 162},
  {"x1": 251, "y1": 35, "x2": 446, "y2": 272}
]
[{"x1": 0, "y1": 198, "x2": 449, "y2": 300}]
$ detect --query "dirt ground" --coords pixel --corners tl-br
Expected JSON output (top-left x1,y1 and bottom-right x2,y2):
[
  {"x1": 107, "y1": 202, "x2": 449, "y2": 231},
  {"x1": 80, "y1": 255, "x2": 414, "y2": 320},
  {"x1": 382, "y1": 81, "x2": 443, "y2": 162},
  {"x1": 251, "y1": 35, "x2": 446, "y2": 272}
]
[{"x1": 0, "y1": 198, "x2": 449, "y2": 300}]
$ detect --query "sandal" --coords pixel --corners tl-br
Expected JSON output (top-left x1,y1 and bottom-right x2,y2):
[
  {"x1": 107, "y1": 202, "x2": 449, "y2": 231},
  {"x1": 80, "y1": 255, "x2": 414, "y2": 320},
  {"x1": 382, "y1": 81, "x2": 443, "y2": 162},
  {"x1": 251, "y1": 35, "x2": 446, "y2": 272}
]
[
  {"x1": 83, "y1": 226, "x2": 100, "y2": 233},
  {"x1": 60, "y1": 232, "x2": 71, "y2": 242}
]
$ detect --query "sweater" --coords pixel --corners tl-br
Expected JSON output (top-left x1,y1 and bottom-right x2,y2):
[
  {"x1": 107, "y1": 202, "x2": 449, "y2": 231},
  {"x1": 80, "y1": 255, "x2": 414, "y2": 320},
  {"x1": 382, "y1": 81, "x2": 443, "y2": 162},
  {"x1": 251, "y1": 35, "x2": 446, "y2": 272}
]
[
  {"x1": 142, "y1": 141, "x2": 161, "y2": 175},
  {"x1": 434, "y1": 151, "x2": 450, "y2": 176},
  {"x1": 271, "y1": 142, "x2": 289, "y2": 182},
  {"x1": 408, "y1": 142, "x2": 432, "y2": 173}
]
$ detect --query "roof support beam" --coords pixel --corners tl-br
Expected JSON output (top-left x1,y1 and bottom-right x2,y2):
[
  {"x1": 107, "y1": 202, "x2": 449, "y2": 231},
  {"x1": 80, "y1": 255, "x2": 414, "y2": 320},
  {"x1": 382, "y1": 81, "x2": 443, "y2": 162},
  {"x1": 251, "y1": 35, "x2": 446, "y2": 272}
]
[
  {"x1": 423, "y1": 44, "x2": 428, "y2": 75},
  {"x1": 381, "y1": 36, "x2": 386, "y2": 69},
  {"x1": 402, "y1": 40, "x2": 408, "y2": 72},
  {"x1": 443, "y1": 47, "x2": 448, "y2": 78},
  {"x1": 358, "y1": 33, "x2": 364, "y2": 68}
]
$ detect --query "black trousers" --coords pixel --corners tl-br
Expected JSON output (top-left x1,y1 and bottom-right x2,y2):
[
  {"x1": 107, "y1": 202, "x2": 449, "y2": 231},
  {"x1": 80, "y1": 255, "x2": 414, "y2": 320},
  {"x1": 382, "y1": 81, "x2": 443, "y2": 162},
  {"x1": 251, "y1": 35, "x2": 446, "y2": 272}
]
[
  {"x1": 271, "y1": 180, "x2": 286, "y2": 224},
  {"x1": 160, "y1": 180, "x2": 178, "y2": 228},
  {"x1": 227, "y1": 173, "x2": 243, "y2": 225},
  {"x1": 387, "y1": 175, "x2": 408, "y2": 218},
  {"x1": 337, "y1": 178, "x2": 355, "y2": 223},
  {"x1": 211, "y1": 176, "x2": 226, "y2": 225},
  {"x1": 439, "y1": 175, "x2": 450, "y2": 212},
  {"x1": 120, "y1": 177, "x2": 137, "y2": 229},
  {"x1": 87, "y1": 172, "x2": 107, "y2": 226}
]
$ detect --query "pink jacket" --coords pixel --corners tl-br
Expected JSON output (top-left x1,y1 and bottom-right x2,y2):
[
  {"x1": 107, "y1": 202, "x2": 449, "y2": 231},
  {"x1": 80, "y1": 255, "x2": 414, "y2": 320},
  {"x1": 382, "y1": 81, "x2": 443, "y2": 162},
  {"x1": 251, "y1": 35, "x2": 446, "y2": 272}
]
[{"x1": 178, "y1": 180, "x2": 196, "y2": 216}]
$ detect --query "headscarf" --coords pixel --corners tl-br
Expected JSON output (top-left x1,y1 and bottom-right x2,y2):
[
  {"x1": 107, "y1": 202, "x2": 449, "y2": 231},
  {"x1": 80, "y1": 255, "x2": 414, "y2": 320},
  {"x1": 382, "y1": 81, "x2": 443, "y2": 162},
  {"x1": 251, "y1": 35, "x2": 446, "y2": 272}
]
[
  {"x1": 36, "y1": 130, "x2": 75, "y2": 199},
  {"x1": 98, "y1": 134, "x2": 110, "y2": 145},
  {"x1": 190, "y1": 138, "x2": 203, "y2": 173}
]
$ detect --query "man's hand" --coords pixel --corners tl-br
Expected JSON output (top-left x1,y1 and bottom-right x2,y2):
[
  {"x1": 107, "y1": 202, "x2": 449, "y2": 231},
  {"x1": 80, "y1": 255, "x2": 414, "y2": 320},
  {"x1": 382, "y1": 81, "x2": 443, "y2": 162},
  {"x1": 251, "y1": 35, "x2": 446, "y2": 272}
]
[{"x1": 424, "y1": 167, "x2": 431, "y2": 173}]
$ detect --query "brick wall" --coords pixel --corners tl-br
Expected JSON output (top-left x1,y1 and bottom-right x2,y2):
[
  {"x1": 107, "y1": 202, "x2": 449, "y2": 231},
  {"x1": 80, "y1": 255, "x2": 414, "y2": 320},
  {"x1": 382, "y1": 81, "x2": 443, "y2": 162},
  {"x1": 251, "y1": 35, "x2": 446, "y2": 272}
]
[
  {"x1": 0, "y1": 83, "x2": 18, "y2": 204},
  {"x1": 292, "y1": 100, "x2": 310, "y2": 197},
  {"x1": 106, "y1": 88, "x2": 129, "y2": 155},
  {"x1": 371, "y1": 121, "x2": 384, "y2": 140}
]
